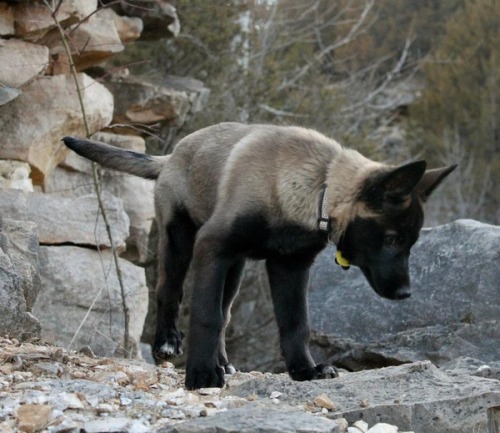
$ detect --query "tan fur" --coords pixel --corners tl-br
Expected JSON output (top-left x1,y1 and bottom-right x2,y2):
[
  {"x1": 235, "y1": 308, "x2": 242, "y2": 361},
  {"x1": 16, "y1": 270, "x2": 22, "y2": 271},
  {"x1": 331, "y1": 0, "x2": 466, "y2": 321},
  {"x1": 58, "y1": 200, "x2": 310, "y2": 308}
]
[
  {"x1": 162, "y1": 123, "x2": 388, "y2": 240},
  {"x1": 65, "y1": 122, "x2": 400, "y2": 242}
]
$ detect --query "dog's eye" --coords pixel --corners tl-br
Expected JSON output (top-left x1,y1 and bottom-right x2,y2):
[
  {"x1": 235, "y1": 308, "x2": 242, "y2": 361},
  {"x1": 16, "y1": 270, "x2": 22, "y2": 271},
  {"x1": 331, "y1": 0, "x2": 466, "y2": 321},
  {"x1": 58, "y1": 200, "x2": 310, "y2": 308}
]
[{"x1": 384, "y1": 235, "x2": 399, "y2": 247}]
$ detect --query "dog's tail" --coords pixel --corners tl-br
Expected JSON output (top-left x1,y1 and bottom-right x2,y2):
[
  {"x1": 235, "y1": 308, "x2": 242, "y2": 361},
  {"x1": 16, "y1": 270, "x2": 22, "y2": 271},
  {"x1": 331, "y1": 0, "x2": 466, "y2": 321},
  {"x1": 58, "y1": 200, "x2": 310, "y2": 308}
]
[{"x1": 62, "y1": 136, "x2": 167, "y2": 180}]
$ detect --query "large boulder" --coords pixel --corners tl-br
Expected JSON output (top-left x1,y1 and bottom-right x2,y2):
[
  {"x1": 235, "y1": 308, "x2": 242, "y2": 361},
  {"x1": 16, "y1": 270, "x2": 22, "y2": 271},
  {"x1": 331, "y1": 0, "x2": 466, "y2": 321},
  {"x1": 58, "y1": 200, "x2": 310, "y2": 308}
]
[
  {"x1": 34, "y1": 246, "x2": 149, "y2": 357},
  {"x1": 96, "y1": 8, "x2": 143, "y2": 44},
  {"x1": 229, "y1": 361, "x2": 500, "y2": 433},
  {"x1": 0, "y1": 73, "x2": 113, "y2": 184},
  {"x1": 12, "y1": 0, "x2": 97, "y2": 42},
  {"x1": 104, "y1": 76, "x2": 192, "y2": 132},
  {"x1": 42, "y1": 15, "x2": 124, "y2": 71},
  {"x1": 308, "y1": 219, "x2": 500, "y2": 370},
  {"x1": 0, "y1": 189, "x2": 129, "y2": 251},
  {"x1": 0, "y1": 160, "x2": 33, "y2": 192},
  {"x1": 112, "y1": 0, "x2": 180, "y2": 39},
  {"x1": 0, "y1": 217, "x2": 41, "y2": 340},
  {"x1": 0, "y1": 39, "x2": 49, "y2": 88},
  {"x1": 44, "y1": 132, "x2": 155, "y2": 263}
]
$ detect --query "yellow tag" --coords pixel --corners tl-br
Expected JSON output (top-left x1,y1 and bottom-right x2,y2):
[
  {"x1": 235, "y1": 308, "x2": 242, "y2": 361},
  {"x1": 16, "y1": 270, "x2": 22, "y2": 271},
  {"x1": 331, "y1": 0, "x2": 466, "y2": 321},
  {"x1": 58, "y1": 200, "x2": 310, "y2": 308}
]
[{"x1": 335, "y1": 250, "x2": 350, "y2": 268}]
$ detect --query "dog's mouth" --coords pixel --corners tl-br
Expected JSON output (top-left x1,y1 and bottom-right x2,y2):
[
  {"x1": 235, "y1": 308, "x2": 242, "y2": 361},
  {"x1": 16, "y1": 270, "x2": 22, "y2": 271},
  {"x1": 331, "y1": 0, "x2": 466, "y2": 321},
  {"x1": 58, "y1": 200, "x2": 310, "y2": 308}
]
[{"x1": 360, "y1": 266, "x2": 411, "y2": 300}]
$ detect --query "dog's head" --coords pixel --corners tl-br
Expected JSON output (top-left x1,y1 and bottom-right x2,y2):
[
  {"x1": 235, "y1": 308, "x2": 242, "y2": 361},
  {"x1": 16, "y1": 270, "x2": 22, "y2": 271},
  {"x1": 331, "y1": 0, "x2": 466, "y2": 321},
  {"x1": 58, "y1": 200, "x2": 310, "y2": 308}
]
[{"x1": 337, "y1": 161, "x2": 456, "y2": 300}]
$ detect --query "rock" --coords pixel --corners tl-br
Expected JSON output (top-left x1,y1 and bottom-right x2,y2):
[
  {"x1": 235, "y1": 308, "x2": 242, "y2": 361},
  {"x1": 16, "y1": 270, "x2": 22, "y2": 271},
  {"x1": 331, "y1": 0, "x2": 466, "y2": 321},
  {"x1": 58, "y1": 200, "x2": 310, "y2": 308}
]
[
  {"x1": 229, "y1": 361, "x2": 500, "y2": 433},
  {"x1": 308, "y1": 220, "x2": 500, "y2": 370},
  {"x1": 0, "y1": 73, "x2": 113, "y2": 184},
  {"x1": 12, "y1": 0, "x2": 97, "y2": 42},
  {"x1": 0, "y1": 39, "x2": 49, "y2": 88},
  {"x1": 161, "y1": 75, "x2": 211, "y2": 114},
  {"x1": 116, "y1": 0, "x2": 180, "y2": 39},
  {"x1": 96, "y1": 8, "x2": 143, "y2": 43},
  {"x1": 34, "y1": 246, "x2": 148, "y2": 358},
  {"x1": 440, "y1": 356, "x2": 500, "y2": 380},
  {"x1": 43, "y1": 15, "x2": 124, "y2": 71},
  {"x1": 83, "y1": 417, "x2": 149, "y2": 433},
  {"x1": 366, "y1": 424, "x2": 398, "y2": 433},
  {"x1": 0, "y1": 3, "x2": 14, "y2": 36},
  {"x1": 158, "y1": 407, "x2": 340, "y2": 433},
  {"x1": 0, "y1": 218, "x2": 41, "y2": 340},
  {"x1": 1, "y1": 339, "x2": 497, "y2": 433},
  {"x1": 0, "y1": 161, "x2": 33, "y2": 192},
  {"x1": 16, "y1": 404, "x2": 52, "y2": 433},
  {"x1": 45, "y1": 133, "x2": 155, "y2": 262},
  {"x1": 351, "y1": 420, "x2": 369, "y2": 432},
  {"x1": 0, "y1": 189, "x2": 129, "y2": 250},
  {"x1": 104, "y1": 75, "x2": 192, "y2": 129},
  {"x1": 315, "y1": 394, "x2": 337, "y2": 411},
  {"x1": 0, "y1": 87, "x2": 21, "y2": 106}
]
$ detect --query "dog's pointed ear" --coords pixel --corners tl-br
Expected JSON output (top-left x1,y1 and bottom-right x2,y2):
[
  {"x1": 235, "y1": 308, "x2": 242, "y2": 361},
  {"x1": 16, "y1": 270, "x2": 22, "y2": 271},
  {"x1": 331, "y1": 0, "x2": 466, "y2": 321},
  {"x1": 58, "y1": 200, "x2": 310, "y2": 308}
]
[
  {"x1": 380, "y1": 160, "x2": 427, "y2": 199},
  {"x1": 416, "y1": 164, "x2": 457, "y2": 202},
  {"x1": 362, "y1": 160, "x2": 427, "y2": 210}
]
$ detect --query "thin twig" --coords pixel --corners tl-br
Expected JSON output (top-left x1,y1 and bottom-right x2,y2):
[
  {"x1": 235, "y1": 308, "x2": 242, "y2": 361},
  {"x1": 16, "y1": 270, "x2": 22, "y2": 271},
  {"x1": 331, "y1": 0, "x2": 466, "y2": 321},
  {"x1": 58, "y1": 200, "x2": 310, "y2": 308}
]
[{"x1": 44, "y1": 0, "x2": 131, "y2": 356}]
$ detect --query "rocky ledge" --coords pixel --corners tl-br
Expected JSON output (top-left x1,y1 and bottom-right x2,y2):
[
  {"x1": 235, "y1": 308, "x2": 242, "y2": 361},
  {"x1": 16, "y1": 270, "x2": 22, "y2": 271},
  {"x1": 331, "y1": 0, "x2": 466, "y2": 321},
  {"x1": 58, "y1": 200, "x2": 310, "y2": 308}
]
[{"x1": 0, "y1": 340, "x2": 498, "y2": 433}]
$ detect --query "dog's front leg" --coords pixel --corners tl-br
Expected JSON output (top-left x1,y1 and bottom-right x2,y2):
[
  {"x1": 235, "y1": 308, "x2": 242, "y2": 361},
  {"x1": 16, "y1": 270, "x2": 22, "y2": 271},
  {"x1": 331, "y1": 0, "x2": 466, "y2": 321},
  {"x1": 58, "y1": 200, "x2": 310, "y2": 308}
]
[
  {"x1": 185, "y1": 231, "x2": 231, "y2": 390},
  {"x1": 266, "y1": 256, "x2": 337, "y2": 381}
]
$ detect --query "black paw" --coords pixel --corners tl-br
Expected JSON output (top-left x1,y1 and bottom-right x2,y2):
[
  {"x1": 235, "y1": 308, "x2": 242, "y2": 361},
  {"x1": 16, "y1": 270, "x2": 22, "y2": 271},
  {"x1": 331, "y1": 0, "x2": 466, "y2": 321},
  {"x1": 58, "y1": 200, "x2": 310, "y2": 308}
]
[
  {"x1": 222, "y1": 362, "x2": 237, "y2": 375},
  {"x1": 185, "y1": 363, "x2": 225, "y2": 390},
  {"x1": 289, "y1": 363, "x2": 338, "y2": 381},
  {"x1": 314, "y1": 363, "x2": 338, "y2": 379},
  {"x1": 153, "y1": 328, "x2": 184, "y2": 360}
]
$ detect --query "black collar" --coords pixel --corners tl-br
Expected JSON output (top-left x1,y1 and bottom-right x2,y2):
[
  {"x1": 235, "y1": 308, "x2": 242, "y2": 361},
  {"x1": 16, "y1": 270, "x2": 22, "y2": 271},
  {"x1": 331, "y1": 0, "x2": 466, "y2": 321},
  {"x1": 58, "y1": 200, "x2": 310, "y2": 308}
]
[{"x1": 318, "y1": 184, "x2": 330, "y2": 232}]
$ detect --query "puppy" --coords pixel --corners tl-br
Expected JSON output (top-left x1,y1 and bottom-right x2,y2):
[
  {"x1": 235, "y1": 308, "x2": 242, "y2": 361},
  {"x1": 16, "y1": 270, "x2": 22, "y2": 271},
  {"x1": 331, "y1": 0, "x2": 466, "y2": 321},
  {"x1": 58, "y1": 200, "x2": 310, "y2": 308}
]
[{"x1": 63, "y1": 122, "x2": 456, "y2": 389}]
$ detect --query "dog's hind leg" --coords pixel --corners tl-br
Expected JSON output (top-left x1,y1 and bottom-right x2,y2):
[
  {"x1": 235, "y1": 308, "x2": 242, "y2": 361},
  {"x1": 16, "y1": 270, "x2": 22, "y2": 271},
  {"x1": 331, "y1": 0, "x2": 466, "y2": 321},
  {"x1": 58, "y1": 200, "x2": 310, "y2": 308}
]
[
  {"x1": 153, "y1": 209, "x2": 197, "y2": 361},
  {"x1": 266, "y1": 255, "x2": 337, "y2": 381},
  {"x1": 218, "y1": 259, "x2": 246, "y2": 374}
]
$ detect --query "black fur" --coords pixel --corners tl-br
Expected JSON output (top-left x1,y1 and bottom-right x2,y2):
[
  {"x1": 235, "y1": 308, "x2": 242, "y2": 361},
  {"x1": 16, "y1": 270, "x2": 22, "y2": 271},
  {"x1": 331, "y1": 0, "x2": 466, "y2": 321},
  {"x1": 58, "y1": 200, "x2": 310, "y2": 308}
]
[
  {"x1": 338, "y1": 192, "x2": 424, "y2": 299},
  {"x1": 182, "y1": 214, "x2": 332, "y2": 389},
  {"x1": 227, "y1": 213, "x2": 328, "y2": 260},
  {"x1": 61, "y1": 127, "x2": 456, "y2": 390},
  {"x1": 153, "y1": 209, "x2": 197, "y2": 359}
]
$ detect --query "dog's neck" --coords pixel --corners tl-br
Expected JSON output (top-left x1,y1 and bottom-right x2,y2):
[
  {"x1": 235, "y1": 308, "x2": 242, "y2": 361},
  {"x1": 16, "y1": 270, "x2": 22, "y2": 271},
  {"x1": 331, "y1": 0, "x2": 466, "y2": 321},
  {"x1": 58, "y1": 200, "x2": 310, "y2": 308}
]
[{"x1": 324, "y1": 149, "x2": 382, "y2": 243}]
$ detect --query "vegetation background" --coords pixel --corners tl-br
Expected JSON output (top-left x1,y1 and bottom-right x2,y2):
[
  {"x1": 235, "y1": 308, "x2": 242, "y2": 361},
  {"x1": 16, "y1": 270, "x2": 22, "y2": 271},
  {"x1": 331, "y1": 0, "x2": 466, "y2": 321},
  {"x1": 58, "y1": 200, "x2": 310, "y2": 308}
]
[{"x1": 112, "y1": 0, "x2": 499, "y2": 225}]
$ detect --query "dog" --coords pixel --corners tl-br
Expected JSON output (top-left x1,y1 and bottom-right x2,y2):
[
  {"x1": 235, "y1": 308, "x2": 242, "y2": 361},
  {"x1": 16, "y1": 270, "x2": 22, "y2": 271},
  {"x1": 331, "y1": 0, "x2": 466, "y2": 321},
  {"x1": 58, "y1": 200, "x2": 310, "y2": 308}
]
[{"x1": 63, "y1": 122, "x2": 456, "y2": 389}]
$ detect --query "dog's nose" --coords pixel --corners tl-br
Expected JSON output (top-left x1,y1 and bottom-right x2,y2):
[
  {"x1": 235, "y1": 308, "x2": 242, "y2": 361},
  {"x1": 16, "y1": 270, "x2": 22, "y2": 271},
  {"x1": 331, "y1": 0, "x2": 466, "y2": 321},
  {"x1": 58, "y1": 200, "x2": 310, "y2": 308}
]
[{"x1": 393, "y1": 286, "x2": 411, "y2": 299}]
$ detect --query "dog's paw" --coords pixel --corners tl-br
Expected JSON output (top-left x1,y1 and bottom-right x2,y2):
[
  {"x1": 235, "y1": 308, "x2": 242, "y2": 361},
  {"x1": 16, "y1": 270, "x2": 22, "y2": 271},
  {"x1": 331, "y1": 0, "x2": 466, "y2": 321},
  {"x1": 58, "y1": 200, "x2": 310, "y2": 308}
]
[
  {"x1": 222, "y1": 362, "x2": 237, "y2": 375},
  {"x1": 153, "y1": 329, "x2": 184, "y2": 360},
  {"x1": 314, "y1": 363, "x2": 338, "y2": 379},
  {"x1": 289, "y1": 363, "x2": 338, "y2": 381},
  {"x1": 185, "y1": 363, "x2": 225, "y2": 390}
]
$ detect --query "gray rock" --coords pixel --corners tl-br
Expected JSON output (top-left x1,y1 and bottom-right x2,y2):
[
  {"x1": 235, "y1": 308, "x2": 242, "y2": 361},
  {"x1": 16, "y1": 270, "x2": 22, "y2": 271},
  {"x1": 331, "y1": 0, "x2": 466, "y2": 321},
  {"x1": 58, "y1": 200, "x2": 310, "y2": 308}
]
[
  {"x1": 45, "y1": 162, "x2": 155, "y2": 263},
  {"x1": 0, "y1": 160, "x2": 33, "y2": 191},
  {"x1": 12, "y1": 0, "x2": 97, "y2": 42},
  {"x1": 0, "y1": 189, "x2": 129, "y2": 250},
  {"x1": 0, "y1": 73, "x2": 113, "y2": 183},
  {"x1": 229, "y1": 361, "x2": 500, "y2": 433},
  {"x1": 44, "y1": 14, "x2": 125, "y2": 71},
  {"x1": 0, "y1": 218, "x2": 41, "y2": 340},
  {"x1": 440, "y1": 356, "x2": 500, "y2": 380},
  {"x1": 0, "y1": 87, "x2": 21, "y2": 106},
  {"x1": 0, "y1": 39, "x2": 49, "y2": 88},
  {"x1": 308, "y1": 220, "x2": 500, "y2": 369},
  {"x1": 114, "y1": 0, "x2": 180, "y2": 39},
  {"x1": 104, "y1": 76, "x2": 192, "y2": 130},
  {"x1": 158, "y1": 407, "x2": 340, "y2": 433},
  {"x1": 34, "y1": 246, "x2": 148, "y2": 357}
]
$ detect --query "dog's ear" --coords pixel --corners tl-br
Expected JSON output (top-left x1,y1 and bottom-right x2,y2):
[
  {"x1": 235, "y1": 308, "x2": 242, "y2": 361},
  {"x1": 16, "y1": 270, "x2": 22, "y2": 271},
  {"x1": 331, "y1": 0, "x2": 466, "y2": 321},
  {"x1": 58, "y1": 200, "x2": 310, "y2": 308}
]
[
  {"x1": 416, "y1": 164, "x2": 457, "y2": 202},
  {"x1": 380, "y1": 160, "x2": 427, "y2": 199},
  {"x1": 362, "y1": 160, "x2": 427, "y2": 210}
]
